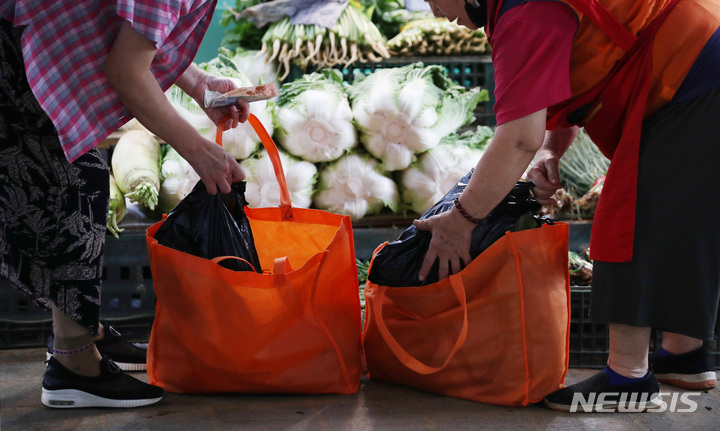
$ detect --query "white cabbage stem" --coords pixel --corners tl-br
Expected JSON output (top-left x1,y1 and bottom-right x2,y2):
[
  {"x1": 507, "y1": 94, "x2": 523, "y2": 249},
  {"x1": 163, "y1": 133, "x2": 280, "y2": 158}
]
[
  {"x1": 314, "y1": 154, "x2": 398, "y2": 220},
  {"x1": 275, "y1": 86, "x2": 357, "y2": 163},
  {"x1": 158, "y1": 147, "x2": 201, "y2": 214},
  {"x1": 241, "y1": 149, "x2": 317, "y2": 209},
  {"x1": 350, "y1": 64, "x2": 486, "y2": 172},
  {"x1": 401, "y1": 144, "x2": 484, "y2": 215}
]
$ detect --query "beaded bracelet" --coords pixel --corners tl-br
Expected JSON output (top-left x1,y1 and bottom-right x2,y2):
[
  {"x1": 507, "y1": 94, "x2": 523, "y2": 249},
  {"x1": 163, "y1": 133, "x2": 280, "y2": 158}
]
[{"x1": 453, "y1": 197, "x2": 482, "y2": 224}]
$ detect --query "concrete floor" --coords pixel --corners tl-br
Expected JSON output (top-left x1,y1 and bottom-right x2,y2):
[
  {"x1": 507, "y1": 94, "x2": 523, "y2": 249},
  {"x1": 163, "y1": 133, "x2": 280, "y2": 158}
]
[{"x1": 2, "y1": 349, "x2": 720, "y2": 430}]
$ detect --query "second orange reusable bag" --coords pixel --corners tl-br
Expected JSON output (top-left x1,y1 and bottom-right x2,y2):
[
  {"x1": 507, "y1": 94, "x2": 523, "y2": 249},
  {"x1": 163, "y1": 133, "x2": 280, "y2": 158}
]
[{"x1": 363, "y1": 223, "x2": 571, "y2": 406}]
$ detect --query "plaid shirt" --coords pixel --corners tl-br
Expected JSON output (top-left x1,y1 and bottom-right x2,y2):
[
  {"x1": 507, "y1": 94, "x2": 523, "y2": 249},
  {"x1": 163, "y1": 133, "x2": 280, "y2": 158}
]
[{"x1": 0, "y1": 0, "x2": 216, "y2": 163}]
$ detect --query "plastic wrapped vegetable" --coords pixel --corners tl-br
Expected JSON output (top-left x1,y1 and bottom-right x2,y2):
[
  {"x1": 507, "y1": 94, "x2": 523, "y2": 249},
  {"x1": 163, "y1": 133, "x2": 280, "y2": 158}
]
[
  {"x1": 400, "y1": 126, "x2": 493, "y2": 215},
  {"x1": 165, "y1": 51, "x2": 275, "y2": 161},
  {"x1": 569, "y1": 251, "x2": 593, "y2": 286},
  {"x1": 153, "y1": 181, "x2": 262, "y2": 272},
  {"x1": 368, "y1": 172, "x2": 549, "y2": 287},
  {"x1": 218, "y1": 47, "x2": 279, "y2": 88},
  {"x1": 387, "y1": 18, "x2": 489, "y2": 56}
]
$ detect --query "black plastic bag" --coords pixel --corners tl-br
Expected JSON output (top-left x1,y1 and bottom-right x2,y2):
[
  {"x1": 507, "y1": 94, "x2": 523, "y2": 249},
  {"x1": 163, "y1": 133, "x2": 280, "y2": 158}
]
[
  {"x1": 368, "y1": 170, "x2": 551, "y2": 287},
  {"x1": 153, "y1": 181, "x2": 262, "y2": 273}
]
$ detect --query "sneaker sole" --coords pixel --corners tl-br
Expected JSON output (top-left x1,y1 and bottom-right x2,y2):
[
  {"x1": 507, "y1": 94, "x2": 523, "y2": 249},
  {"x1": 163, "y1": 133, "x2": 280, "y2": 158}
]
[
  {"x1": 41, "y1": 388, "x2": 164, "y2": 409},
  {"x1": 543, "y1": 393, "x2": 664, "y2": 413},
  {"x1": 46, "y1": 352, "x2": 146, "y2": 372},
  {"x1": 655, "y1": 371, "x2": 717, "y2": 390}
]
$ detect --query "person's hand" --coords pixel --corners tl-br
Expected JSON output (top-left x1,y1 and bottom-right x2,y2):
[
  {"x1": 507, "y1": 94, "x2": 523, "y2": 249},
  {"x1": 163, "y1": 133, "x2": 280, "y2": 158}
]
[
  {"x1": 180, "y1": 136, "x2": 246, "y2": 195},
  {"x1": 412, "y1": 208, "x2": 475, "y2": 281},
  {"x1": 525, "y1": 150, "x2": 562, "y2": 205},
  {"x1": 186, "y1": 70, "x2": 251, "y2": 129}
]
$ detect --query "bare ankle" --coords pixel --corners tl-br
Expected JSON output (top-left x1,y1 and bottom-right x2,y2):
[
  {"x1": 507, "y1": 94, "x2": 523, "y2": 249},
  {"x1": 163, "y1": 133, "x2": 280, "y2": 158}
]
[
  {"x1": 52, "y1": 335, "x2": 102, "y2": 377},
  {"x1": 661, "y1": 333, "x2": 703, "y2": 355},
  {"x1": 53, "y1": 348, "x2": 102, "y2": 377}
]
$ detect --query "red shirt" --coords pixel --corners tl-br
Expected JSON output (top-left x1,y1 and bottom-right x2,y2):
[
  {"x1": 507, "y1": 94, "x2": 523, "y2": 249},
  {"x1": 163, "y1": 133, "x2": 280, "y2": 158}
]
[{"x1": 491, "y1": 1, "x2": 578, "y2": 125}]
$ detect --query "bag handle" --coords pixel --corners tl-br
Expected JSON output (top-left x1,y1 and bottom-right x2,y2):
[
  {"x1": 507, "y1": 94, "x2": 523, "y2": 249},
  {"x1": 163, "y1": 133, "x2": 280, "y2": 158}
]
[
  {"x1": 216, "y1": 114, "x2": 293, "y2": 220},
  {"x1": 210, "y1": 255, "x2": 258, "y2": 273},
  {"x1": 371, "y1": 274, "x2": 469, "y2": 375}
]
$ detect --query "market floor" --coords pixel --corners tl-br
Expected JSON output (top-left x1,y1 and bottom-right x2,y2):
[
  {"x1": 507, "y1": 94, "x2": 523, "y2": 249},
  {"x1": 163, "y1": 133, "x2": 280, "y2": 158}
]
[{"x1": 1, "y1": 348, "x2": 720, "y2": 431}]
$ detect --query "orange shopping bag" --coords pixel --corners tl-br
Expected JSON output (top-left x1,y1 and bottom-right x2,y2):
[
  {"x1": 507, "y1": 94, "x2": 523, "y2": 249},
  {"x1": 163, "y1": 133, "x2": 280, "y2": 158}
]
[
  {"x1": 362, "y1": 223, "x2": 571, "y2": 406},
  {"x1": 145, "y1": 115, "x2": 363, "y2": 394}
]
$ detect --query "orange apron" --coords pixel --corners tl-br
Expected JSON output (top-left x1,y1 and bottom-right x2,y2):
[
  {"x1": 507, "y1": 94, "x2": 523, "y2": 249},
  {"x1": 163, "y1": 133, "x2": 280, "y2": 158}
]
[
  {"x1": 556, "y1": 0, "x2": 680, "y2": 262},
  {"x1": 490, "y1": 0, "x2": 680, "y2": 262}
]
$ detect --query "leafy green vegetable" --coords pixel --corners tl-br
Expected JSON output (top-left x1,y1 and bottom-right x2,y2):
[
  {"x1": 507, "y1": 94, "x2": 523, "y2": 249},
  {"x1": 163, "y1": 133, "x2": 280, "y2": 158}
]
[
  {"x1": 360, "y1": 0, "x2": 424, "y2": 39},
  {"x1": 220, "y1": 0, "x2": 271, "y2": 50},
  {"x1": 165, "y1": 49, "x2": 276, "y2": 160},
  {"x1": 558, "y1": 129, "x2": 609, "y2": 199},
  {"x1": 356, "y1": 258, "x2": 369, "y2": 309}
]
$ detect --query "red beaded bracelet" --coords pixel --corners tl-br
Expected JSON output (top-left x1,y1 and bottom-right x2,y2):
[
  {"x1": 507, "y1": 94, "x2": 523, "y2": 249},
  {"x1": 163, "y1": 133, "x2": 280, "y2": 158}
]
[{"x1": 453, "y1": 197, "x2": 482, "y2": 224}]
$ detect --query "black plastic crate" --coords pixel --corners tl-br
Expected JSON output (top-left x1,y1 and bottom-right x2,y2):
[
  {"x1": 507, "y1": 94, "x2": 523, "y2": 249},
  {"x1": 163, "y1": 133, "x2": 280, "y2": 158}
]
[
  {"x1": 568, "y1": 286, "x2": 609, "y2": 368},
  {"x1": 100, "y1": 231, "x2": 156, "y2": 319},
  {"x1": 569, "y1": 286, "x2": 720, "y2": 369}
]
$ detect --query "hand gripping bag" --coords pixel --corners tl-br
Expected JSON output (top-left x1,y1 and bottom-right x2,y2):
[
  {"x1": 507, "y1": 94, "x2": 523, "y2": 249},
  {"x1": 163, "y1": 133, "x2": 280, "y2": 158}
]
[
  {"x1": 146, "y1": 115, "x2": 362, "y2": 394},
  {"x1": 362, "y1": 206, "x2": 571, "y2": 406}
]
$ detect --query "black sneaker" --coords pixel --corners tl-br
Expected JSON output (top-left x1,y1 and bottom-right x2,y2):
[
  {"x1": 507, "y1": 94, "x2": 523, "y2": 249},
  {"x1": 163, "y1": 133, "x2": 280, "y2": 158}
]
[
  {"x1": 649, "y1": 343, "x2": 718, "y2": 390},
  {"x1": 47, "y1": 323, "x2": 147, "y2": 371},
  {"x1": 543, "y1": 370, "x2": 662, "y2": 412},
  {"x1": 41, "y1": 355, "x2": 165, "y2": 408}
]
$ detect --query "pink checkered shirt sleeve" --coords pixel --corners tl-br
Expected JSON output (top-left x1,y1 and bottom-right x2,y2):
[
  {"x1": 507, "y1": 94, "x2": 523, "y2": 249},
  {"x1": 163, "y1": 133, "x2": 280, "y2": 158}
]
[{"x1": 1, "y1": 0, "x2": 216, "y2": 163}]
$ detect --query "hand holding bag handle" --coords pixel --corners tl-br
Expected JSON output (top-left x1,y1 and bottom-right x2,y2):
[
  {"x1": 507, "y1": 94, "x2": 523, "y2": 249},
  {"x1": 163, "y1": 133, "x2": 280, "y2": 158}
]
[
  {"x1": 216, "y1": 114, "x2": 293, "y2": 221},
  {"x1": 372, "y1": 273, "x2": 469, "y2": 375}
]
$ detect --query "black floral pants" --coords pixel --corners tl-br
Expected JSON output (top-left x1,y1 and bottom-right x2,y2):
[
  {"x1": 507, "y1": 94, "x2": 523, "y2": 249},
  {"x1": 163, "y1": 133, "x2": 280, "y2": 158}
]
[{"x1": 0, "y1": 19, "x2": 109, "y2": 335}]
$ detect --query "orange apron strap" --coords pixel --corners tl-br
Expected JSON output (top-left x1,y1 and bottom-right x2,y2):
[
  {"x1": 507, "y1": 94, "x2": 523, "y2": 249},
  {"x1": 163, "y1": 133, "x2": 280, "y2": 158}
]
[{"x1": 564, "y1": 0, "x2": 637, "y2": 51}]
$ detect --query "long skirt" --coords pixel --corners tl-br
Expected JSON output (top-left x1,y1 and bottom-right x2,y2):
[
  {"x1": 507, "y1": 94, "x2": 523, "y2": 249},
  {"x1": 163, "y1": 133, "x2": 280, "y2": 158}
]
[{"x1": 591, "y1": 85, "x2": 720, "y2": 341}]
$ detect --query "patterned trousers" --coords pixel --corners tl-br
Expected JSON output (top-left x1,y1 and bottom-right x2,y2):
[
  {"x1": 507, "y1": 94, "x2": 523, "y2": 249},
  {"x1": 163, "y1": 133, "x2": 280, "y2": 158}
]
[{"x1": 0, "y1": 19, "x2": 109, "y2": 334}]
